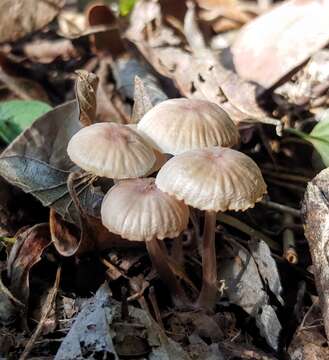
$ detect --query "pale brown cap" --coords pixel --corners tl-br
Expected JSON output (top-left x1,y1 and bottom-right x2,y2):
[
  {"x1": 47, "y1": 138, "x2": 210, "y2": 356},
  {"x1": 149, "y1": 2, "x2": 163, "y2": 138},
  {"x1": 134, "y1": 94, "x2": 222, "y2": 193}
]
[
  {"x1": 101, "y1": 178, "x2": 189, "y2": 241},
  {"x1": 127, "y1": 123, "x2": 169, "y2": 175},
  {"x1": 67, "y1": 122, "x2": 156, "y2": 179},
  {"x1": 156, "y1": 147, "x2": 267, "y2": 212},
  {"x1": 137, "y1": 98, "x2": 239, "y2": 155}
]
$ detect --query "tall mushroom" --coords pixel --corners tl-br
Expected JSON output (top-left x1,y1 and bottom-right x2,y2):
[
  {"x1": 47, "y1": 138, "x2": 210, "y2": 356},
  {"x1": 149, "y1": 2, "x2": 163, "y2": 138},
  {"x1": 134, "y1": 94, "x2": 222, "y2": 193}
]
[
  {"x1": 67, "y1": 122, "x2": 156, "y2": 179},
  {"x1": 156, "y1": 147, "x2": 267, "y2": 309},
  {"x1": 137, "y1": 98, "x2": 239, "y2": 155},
  {"x1": 101, "y1": 178, "x2": 189, "y2": 305}
]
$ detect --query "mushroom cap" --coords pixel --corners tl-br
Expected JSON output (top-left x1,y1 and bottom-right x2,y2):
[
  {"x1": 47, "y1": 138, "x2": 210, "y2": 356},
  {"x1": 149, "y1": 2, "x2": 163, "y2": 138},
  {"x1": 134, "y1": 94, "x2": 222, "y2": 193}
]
[
  {"x1": 137, "y1": 98, "x2": 240, "y2": 155},
  {"x1": 67, "y1": 122, "x2": 156, "y2": 179},
  {"x1": 156, "y1": 147, "x2": 267, "y2": 212},
  {"x1": 127, "y1": 124, "x2": 169, "y2": 175},
  {"x1": 101, "y1": 178, "x2": 189, "y2": 241}
]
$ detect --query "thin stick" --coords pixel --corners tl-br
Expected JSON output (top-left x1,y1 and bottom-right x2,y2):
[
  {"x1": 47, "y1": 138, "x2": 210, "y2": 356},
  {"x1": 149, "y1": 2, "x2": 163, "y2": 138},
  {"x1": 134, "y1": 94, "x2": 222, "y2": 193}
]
[
  {"x1": 19, "y1": 267, "x2": 61, "y2": 360},
  {"x1": 260, "y1": 199, "x2": 301, "y2": 218},
  {"x1": 217, "y1": 213, "x2": 280, "y2": 251},
  {"x1": 149, "y1": 286, "x2": 164, "y2": 330},
  {"x1": 283, "y1": 214, "x2": 298, "y2": 264}
]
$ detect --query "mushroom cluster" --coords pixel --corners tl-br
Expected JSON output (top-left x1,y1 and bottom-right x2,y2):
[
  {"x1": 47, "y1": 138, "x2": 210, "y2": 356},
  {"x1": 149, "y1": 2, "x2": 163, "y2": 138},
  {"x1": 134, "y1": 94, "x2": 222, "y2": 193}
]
[{"x1": 67, "y1": 97, "x2": 267, "y2": 310}]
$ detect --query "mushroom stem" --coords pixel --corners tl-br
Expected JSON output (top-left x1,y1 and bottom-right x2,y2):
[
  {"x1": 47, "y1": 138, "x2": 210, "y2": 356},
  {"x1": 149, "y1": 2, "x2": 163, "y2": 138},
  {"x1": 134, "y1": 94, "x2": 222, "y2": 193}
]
[
  {"x1": 196, "y1": 210, "x2": 218, "y2": 310},
  {"x1": 146, "y1": 237, "x2": 186, "y2": 306}
]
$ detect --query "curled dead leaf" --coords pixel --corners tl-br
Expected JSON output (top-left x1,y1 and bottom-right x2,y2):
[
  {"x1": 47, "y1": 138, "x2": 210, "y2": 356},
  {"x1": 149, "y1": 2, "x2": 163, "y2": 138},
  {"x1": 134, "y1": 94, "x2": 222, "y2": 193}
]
[
  {"x1": 127, "y1": 0, "x2": 278, "y2": 126},
  {"x1": 231, "y1": 0, "x2": 329, "y2": 89},
  {"x1": 0, "y1": 0, "x2": 64, "y2": 43},
  {"x1": 24, "y1": 39, "x2": 79, "y2": 64},
  {"x1": 75, "y1": 70, "x2": 99, "y2": 127},
  {"x1": 7, "y1": 224, "x2": 51, "y2": 306}
]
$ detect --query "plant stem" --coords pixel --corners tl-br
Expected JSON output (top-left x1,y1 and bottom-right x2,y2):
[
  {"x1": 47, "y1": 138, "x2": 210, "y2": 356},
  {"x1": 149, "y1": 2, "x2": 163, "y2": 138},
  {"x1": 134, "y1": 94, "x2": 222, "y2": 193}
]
[
  {"x1": 196, "y1": 210, "x2": 217, "y2": 310},
  {"x1": 146, "y1": 238, "x2": 186, "y2": 307}
]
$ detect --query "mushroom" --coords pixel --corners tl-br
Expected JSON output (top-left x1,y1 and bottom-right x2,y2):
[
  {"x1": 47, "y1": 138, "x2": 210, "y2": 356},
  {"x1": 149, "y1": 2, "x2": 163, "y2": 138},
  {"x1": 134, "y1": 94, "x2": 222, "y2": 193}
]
[
  {"x1": 156, "y1": 147, "x2": 267, "y2": 309},
  {"x1": 127, "y1": 124, "x2": 169, "y2": 175},
  {"x1": 67, "y1": 122, "x2": 156, "y2": 179},
  {"x1": 101, "y1": 177, "x2": 190, "y2": 304},
  {"x1": 137, "y1": 98, "x2": 239, "y2": 155}
]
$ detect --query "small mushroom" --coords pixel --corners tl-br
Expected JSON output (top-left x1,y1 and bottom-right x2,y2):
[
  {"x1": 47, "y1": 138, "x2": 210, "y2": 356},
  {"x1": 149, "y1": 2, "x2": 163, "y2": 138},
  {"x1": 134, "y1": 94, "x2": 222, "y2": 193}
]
[
  {"x1": 127, "y1": 124, "x2": 169, "y2": 175},
  {"x1": 137, "y1": 98, "x2": 239, "y2": 155},
  {"x1": 67, "y1": 122, "x2": 156, "y2": 179},
  {"x1": 156, "y1": 147, "x2": 267, "y2": 309},
  {"x1": 101, "y1": 177, "x2": 189, "y2": 304}
]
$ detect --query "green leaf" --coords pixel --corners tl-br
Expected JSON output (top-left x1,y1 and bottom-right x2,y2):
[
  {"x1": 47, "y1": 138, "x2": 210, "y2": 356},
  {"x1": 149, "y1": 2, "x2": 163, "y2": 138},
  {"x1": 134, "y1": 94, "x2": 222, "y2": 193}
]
[
  {"x1": 287, "y1": 119, "x2": 329, "y2": 167},
  {"x1": 0, "y1": 100, "x2": 52, "y2": 143},
  {"x1": 119, "y1": 0, "x2": 137, "y2": 16}
]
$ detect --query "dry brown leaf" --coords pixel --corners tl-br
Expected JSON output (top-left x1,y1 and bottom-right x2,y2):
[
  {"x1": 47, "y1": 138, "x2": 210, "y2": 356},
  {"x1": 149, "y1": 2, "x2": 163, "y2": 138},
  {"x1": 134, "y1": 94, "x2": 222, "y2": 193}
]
[
  {"x1": 0, "y1": 0, "x2": 64, "y2": 43},
  {"x1": 96, "y1": 57, "x2": 129, "y2": 124},
  {"x1": 289, "y1": 303, "x2": 329, "y2": 360},
  {"x1": 127, "y1": 0, "x2": 278, "y2": 125},
  {"x1": 57, "y1": 10, "x2": 87, "y2": 38},
  {"x1": 0, "y1": 70, "x2": 49, "y2": 102},
  {"x1": 0, "y1": 53, "x2": 49, "y2": 101},
  {"x1": 87, "y1": 3, "x2": 125, "y2": 57},
  {"x1": 23, "y1": 39, "x2": 79, "y2": 64},
  {"x1": 7, "y1": 224, "x2": 51, "y2": 305},
  {"x1": 75, "y1": 70, "x2": 99, "y2": 127},
  {"x1": 231, "y1": 0, "x2": 329, "y2": 88}
]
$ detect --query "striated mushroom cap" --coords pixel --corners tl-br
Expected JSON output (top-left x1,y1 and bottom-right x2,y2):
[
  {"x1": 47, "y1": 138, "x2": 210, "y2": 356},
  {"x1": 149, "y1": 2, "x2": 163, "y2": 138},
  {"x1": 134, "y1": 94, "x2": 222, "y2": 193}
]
[
  {"x1": 101, "y1": 178, "x2": 189, "y2": 241},
  {"x1": 67, "y1": 122, "x2": 156, "y2": 179},
  {"x1": 127, "y1": 123, "x2": 169, "y2": 175},
  {"x1": 137, "y1": 98, "x2": 240, "y2": 155},
  {"x1": 156, "y1": 147, "x2": 267, "y2": 212}
]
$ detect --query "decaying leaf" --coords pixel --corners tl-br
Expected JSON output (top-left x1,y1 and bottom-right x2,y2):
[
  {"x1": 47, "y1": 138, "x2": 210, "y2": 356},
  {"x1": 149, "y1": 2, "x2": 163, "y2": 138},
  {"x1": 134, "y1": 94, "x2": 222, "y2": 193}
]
[
  {"x1": 95, "y1": 57, "x2": 129, "y2": 124},
  {"x1": 0, "y1": 273, "x2": 24, "y2": 325},
  {"x1": 7, "y1": 224, "x2": 51, "y2": 306},
  {"x1": 0, "y1": 0, "x2": 64, "y2": 43},
  {"x1": 126, "y1": 0, "x2": 278, "y2": 125},
  {"x1": 0, "y1": 101, "x2": 104, "y2": 225},
  {"x1": 275, "y1": 50, "x2": 329, "y2": 108},
  {"x1": 131, "y1": 76, "x2": 154, "y2": 123},
  {"x1": 57, "y1": 10, "x2": 87, "y2": 38},
  {"x1": 219, "y1": 240, "x2": 282, "y2": 350},
  {"x1": 24, "y1": 39, "x2": 79, "y2": 64},
  {"x1": 112, "y1": 56, "x2": 168, "y2": 108},
  {"x1": 75, "y1": 70, "x2": 99, "y2": 127},
  {"x1": 55, "y1": 282, "x2": 191, "y2": 360},
  {"x1": 50, "y1": 208, "x2": 80, "y2": 257},
  {"x1": 87, "y1": 3, "x2": 125, "y2": 57},
  {"x1": 288, "y1": 302, "x2": 329, "y2": 360},
  {"x1": 0, "y1": 71, "x2": 49, "y2": 102},
  {"x1": 303, "y1": 167, "x2": 329, "y2": 339},
  {"x1": 231, "y1": 0, "x2": 329, "y2": 89}
]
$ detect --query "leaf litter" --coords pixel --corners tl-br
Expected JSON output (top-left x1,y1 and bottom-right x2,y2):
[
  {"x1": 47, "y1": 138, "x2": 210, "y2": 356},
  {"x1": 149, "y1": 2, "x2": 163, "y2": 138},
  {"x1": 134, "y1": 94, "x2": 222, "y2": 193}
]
[{"x1": 0, "y1": 0, "x2": 328, "y2": 359}]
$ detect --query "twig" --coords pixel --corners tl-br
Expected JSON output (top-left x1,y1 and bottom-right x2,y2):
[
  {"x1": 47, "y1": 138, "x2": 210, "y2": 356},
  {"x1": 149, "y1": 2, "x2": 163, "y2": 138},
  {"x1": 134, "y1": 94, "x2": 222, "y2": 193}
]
[
  {"x1": 19, "y1": 267, "x2": 61, "y2": 360},
  {"x1": 217, "y1": 213, "x2": 280, "y2": 251},
  {"x1": 121, "y1": 287, "x2": 129, "y2": 320},
  {"x1": 260, "y1": 199, "x2": 301, "y2": 218},
  {"x1": 148, "y1": 286, "x2": 164, "y2": 330},
  {"x1": 261, "y1": 169, "x2": 309, "y2": 183},
  {"x1": 283, "y1": 214, "x2": 298, "y2": 264},
  {"x1": 265, "y1": 178, "x2": 306, "y2": 193}
]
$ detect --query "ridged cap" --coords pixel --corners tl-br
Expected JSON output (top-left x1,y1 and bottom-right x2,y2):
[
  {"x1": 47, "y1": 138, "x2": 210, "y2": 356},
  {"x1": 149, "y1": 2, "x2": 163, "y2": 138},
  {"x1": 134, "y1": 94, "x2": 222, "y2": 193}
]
[
  {"x1": 156, "y1": 147, "x2": 267, "y2": 212},
  {"x1": 137, "y1": 98, "x2": 239, "y2": 155},
  {"x1": 101, "y1": 178, "x2": 189, "y2": 241},
  {"x1": 127, "y1": 123, "x2": 169, "y2": 175},
  {"x1": 67, "y1": 122, "x2": 156, "y2": 179}
]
